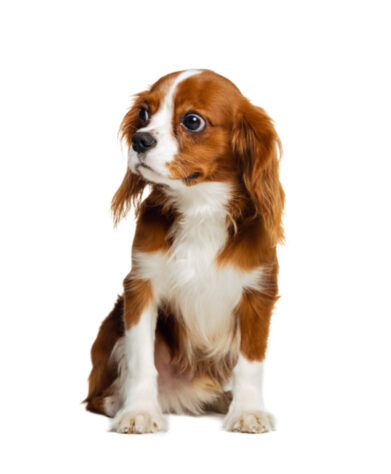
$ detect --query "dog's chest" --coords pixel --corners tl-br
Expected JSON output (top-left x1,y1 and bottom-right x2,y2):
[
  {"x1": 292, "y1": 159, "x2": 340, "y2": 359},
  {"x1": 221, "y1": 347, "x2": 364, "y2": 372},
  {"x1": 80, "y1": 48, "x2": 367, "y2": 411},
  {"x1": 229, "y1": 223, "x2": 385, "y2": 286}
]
[
  {"x1": 163, "y1": 215, "x2": 237, "y2": 312},
  {"x1": 134, "y1": 212, "x2": 263, "y2": 351}
]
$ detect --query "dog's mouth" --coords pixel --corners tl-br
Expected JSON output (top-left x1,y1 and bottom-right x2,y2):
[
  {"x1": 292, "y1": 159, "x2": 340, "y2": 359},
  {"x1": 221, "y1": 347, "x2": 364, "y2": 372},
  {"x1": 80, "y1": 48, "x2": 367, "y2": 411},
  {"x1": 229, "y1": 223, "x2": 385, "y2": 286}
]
[
  {"x1": 135, "y1": 162, "x2": 166, "y2": 184},
  {"x1": 136, "y1": 162, "x2": 153, "y2": 172},
  {"x1": 135, "y1": 160, "x2": 201, "y2": 185},
  {"x1": 135, "y1": 161, "x2": 161, "y2": 178}
]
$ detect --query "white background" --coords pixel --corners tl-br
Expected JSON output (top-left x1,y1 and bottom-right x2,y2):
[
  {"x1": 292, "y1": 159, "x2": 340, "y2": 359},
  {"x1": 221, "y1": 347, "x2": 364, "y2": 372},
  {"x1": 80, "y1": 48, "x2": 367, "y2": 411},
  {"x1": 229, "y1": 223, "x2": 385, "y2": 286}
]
[{"x1": 1, "y1": 0, "x2": 390, "y2": 472}]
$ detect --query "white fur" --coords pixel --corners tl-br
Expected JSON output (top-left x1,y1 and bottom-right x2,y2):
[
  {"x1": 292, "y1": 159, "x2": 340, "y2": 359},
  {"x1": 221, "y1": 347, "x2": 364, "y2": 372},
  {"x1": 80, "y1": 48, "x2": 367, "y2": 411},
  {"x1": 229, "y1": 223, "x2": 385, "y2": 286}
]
[
  {"x1": 112, "y1": 69, "x2": 274, "y2": 432},
  {"x1": 224, "y1": 355, "x2": 275, "y2": 433},
  {"x1": 110, "y1": 181, "x2": 270, "y2": 429},
  {"x1": 132, "y1": 182, "x2": 265, "y2": 357},
  {"x1": 109, "y1": 333, "x2": 225, "y2": 416},
  {"x1": 111, "y1": 303, "x2": 166, "y2": 433},
  {"x1": 128, "y1": 69, "x2": 202, "y2": 182}
]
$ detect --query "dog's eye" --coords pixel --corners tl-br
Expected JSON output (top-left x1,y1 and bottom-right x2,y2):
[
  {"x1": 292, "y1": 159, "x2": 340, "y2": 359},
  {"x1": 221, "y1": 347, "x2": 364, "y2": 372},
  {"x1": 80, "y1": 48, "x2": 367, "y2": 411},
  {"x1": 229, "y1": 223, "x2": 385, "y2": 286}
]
[
  {"x1": 182, "y1": 113, "x2": 206, "y2": 132},
  {"x1": 139, "y1": 107, "x2": 149, "y2": 123}
]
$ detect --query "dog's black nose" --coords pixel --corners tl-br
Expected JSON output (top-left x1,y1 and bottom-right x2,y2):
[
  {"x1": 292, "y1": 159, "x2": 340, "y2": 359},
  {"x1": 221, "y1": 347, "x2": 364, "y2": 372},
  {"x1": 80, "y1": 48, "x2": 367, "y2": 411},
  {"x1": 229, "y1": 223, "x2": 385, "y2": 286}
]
[{"x1": 132, "y1": 132, "x2": 157, "y2": 153}]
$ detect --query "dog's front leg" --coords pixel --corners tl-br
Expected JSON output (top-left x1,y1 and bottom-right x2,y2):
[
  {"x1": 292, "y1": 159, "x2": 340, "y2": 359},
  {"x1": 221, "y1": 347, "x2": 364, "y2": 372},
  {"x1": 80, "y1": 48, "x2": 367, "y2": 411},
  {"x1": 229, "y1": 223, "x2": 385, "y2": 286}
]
[
  {"x1": 112, "y1": 275, "x2": 166, "y2": 434},
  {"x1": 224, "y1": 289, "x2": 276, "y2": 434}
]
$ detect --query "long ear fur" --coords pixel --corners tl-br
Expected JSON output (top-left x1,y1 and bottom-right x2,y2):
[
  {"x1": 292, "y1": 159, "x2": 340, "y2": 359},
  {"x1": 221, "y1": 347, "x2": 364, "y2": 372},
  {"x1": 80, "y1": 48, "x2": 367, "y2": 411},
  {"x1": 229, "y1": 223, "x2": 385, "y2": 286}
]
[
  {"x1": 111, "y1": 169, "x2": 145, "y2": 225},
  {"x1": 111, "y1": 95, "x2": 147, "y2": 225},
  {"x1": 233, "y1": 99, "x2": 285, "y2": 245}
]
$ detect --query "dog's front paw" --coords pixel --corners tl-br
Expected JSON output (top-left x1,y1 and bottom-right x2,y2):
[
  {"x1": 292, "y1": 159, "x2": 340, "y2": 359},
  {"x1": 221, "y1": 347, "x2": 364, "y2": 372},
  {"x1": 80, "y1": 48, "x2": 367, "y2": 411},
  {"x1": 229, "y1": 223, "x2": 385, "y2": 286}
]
[
  {"x1": 224, "y1": 410, "x2": 275, "y2": 434},
  {"x1": 112, "y1": 410, "x2": 167, "y2": 434}
]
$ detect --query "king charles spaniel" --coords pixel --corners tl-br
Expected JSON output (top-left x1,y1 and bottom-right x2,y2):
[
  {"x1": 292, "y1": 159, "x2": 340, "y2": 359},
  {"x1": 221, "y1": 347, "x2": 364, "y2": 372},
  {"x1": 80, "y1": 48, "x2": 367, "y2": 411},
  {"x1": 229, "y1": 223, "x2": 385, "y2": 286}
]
[{"x1": 85, "y1": 69, "x2": 284, "y2": 434}]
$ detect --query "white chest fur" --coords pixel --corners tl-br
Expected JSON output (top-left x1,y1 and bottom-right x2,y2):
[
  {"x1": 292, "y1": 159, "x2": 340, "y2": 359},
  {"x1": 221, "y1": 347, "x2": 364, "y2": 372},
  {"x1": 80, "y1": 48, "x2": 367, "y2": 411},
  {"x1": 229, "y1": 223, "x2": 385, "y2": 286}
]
[{"x1": 132, "y1": 182, "x2": 264, "y2": 355}]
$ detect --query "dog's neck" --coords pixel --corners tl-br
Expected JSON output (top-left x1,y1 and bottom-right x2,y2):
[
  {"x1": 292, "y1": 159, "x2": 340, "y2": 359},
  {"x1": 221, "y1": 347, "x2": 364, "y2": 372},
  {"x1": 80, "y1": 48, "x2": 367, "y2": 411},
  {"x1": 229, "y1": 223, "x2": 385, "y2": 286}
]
[
  {"x1": 157, "y1": 181, "x2": 232, "y2": 255},
  {"x1": 162, "y1": 181, "x2": 232, "y2": 219}
]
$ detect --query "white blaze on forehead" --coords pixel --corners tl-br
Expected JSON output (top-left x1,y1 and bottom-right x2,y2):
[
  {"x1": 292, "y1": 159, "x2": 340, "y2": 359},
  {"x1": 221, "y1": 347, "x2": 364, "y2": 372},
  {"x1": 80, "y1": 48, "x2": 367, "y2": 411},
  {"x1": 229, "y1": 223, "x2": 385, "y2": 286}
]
[
  {"x1": 166, "y1": 69, "x2": 203, "y2": 102},
  {"x1": 158, "y1": 69, "x2": 203, "y2": 119},
  {"x1": 143, "y1": 69, "x2": 202, "y2": 133},
  {"x1": 133, "y1": 69, "x2": 203, "y2": 181}
]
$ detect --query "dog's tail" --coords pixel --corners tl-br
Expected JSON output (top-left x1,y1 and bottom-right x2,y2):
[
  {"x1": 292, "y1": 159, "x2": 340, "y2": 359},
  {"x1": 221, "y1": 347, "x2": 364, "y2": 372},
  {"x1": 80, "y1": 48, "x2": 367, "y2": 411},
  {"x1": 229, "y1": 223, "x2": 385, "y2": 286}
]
[{"x1": 83, "y1": 295, "x2": 124, "y2": 416}]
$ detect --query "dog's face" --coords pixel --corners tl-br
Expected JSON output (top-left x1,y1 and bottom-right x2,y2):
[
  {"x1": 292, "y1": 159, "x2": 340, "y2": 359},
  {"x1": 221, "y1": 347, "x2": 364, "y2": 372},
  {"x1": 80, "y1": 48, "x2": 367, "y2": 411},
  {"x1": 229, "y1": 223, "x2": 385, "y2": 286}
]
[
  {"x1": 115, "y1": 69, "x2": 284, "y2": 244},
  {"x1": 124, "y1": 69, "x2": 241, "y2": 187}
]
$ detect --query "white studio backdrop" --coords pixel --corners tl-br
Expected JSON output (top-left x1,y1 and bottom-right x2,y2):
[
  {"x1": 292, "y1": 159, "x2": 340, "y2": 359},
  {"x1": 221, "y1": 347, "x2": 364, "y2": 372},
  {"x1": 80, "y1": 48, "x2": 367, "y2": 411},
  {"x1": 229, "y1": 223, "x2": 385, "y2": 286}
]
[{"x1": 0, "y1": 1, "x2": 390, "y2": 473}]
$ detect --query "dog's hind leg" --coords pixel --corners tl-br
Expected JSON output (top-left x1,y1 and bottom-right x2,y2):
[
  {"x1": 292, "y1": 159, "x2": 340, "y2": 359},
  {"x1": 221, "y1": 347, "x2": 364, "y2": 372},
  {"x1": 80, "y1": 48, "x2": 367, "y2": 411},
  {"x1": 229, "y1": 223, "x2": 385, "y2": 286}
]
[{"x1": 84, "y1": 296, "x2": 124, "y2": 417}]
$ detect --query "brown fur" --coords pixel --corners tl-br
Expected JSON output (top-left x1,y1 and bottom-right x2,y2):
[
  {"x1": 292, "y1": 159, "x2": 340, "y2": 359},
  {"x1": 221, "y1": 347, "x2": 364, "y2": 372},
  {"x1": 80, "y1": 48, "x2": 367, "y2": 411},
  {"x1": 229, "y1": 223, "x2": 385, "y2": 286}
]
[
  {"x1": 131, "y1": 193, "x2": 175, "y2": 253},
  {"x1": 85, "y1": 296, "x2": 124, "y2": 414},
  {"x1": 232, "y1": 99, "x2": 285, "y2": 245},
  {"x1": 122, "y1": 275, "x2": 153, "y2": 329},
  {"x1": 86, "y1": 302, "x2": 236, "y2": 417},
  {"x1": 111, "y1": 169, "x2": 146, "y2": 225},
  {"x1": 85, "y1": 69, "x2": 284, "y2": 418},
  {"x1": 238, "y1": 284, "x2": 279, "y2": 361}
]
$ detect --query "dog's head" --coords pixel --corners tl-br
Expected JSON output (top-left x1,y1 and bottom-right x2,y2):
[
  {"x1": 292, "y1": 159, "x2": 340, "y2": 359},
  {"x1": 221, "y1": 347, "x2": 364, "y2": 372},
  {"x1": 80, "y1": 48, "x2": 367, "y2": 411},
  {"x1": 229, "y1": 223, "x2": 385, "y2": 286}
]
[{"x1": 112, "y1": 69, "x2": 284, "y2": 244}]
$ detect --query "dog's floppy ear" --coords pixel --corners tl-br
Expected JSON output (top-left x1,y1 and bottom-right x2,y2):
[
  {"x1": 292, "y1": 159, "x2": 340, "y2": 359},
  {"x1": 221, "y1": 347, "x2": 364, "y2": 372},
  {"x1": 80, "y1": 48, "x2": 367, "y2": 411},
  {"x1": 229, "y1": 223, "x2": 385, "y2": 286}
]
[
  {"x1": 111, "y1": 96, "x2": 147, "y2": 225},
  {"x1": 232, "y1": 99, "x2": 285, "y2": 245}
]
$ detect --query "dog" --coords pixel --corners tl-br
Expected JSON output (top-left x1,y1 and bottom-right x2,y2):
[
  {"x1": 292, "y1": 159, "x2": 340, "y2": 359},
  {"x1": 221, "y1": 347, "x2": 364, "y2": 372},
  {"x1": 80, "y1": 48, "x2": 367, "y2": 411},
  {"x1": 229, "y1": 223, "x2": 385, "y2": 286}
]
[{"x1": 85, "y1": 69, "x2": 284, "y2": 434}]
